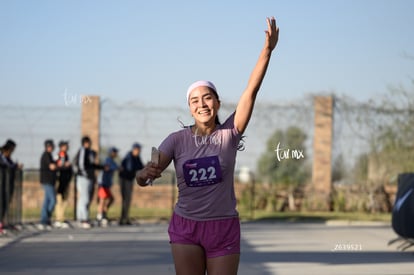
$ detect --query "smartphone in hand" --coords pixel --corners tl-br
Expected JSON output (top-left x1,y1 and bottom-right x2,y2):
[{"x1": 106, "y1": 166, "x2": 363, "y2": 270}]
[
  {"x1": 146, "y1": 147, "x2": 159, "y2": 185},
  {"x1": 151, "y1": 147, "x2": 159, "y2": 165}
]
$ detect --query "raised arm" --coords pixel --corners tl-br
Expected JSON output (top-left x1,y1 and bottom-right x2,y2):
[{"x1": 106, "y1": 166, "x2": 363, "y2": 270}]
[{"x1": 234, "y1": 17, "x2": 279, "y2": 134}]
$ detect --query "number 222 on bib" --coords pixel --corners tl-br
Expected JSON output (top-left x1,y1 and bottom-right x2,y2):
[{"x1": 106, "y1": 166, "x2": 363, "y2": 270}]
[{"x1": 182, "y1": 156, "x2": 223, "y2": 187}]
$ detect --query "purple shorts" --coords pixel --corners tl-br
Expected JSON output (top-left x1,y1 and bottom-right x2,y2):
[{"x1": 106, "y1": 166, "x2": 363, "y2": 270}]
[{"x1": 168, "y1": 212, "x2": 240, "y2": 258}]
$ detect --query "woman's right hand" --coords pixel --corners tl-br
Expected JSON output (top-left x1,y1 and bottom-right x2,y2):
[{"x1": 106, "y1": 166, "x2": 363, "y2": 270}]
[{"x1": 136, "y1": 162, "x2": 162, "y2": 186}]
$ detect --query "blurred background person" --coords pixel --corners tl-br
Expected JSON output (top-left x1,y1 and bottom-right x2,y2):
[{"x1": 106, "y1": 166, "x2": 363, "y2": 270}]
[
  {"x1": 119, "y1": 143, "x2": 143, "y2": 225},
  {"x1": 0, "y1": 139, "x2": 22, "y2": 232},
  {"x1": 96, "y1": 147, "x2": 119, "y2": 227},
  {"x1": 0, "y1": 139, "x2": 21, "y2": 168},
  {"x1": 39, "y1": 139, "x2": 57, "y2": 230},
  {"x1": 74, "y1": 136, "x2": 103, "y2": 229},
  {"x1": 54, "y1": 140, "x2": 72, "y2": 229}
]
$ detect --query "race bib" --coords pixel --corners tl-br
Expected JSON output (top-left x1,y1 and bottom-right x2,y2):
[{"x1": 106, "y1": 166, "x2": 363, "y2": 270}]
[{"x1": 183, "y1": 156, "x2": 222, "y2": 187}]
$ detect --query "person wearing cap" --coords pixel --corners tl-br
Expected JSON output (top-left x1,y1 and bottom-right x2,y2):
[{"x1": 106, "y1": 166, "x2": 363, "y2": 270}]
[
  {"x1": 39, "y1": 139, "x2": 57, "y2": 229},
  {"x1": 119, "y1": 143, "x2": 144, "y2": 225},
  {"x1": 54, "y1": 141, "x2": 72, "y2": 229},
  {"x1": 96, "y1": 147, "x2": 119, "y2": 226},
  {"x1": 136, "y1": 17, "x2": 279, "y2": 274}
]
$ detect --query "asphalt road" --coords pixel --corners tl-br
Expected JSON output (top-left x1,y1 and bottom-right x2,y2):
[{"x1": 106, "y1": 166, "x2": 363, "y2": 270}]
[{"x1": 0, "y1": 221, "x2": 413, "y2": 275}]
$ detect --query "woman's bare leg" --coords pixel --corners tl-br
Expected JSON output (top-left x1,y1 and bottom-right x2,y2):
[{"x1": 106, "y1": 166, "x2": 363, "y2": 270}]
[
  {"x1": 206, "y1": 254, "x2": 240, "y2": 275},
  {"x1": 171, "y1": 244, "x2": 206, "y2": 275}
]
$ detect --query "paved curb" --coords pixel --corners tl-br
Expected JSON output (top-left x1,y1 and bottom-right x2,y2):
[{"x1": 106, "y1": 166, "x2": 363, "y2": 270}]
[
  {"x1": 0, "y1": 219, "x2": 168, "y2": 249},
  {"x1": 0, "y1": 223, "x2": 45, "y2": 249},
  {"x1": 325, "y1": 220, "x2": 391, "y2": 227}
]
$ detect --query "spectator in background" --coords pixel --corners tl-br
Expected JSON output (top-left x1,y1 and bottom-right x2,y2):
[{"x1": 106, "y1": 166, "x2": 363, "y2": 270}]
[
  {"x1": 0, "y1": 139, "x2": 22, "y2": 232},
  {"x1": 39, "y1": 139, "x2": 57, "y2": 229},
  {"x1": 54, "y1": 141, "x2": 72, "y2": 229},
  {"x1": 74, "y1": 136, "x2": 103, "y2": 229},
  {"x1": 119, "y1": 143, "x2": 143, "y2": 225},
  {"x1": 96, "y1": 147, "x2": 119, "y2": 227},
  {"x1": 0, "y1": 139, "x2": 21, "y2": 169}
]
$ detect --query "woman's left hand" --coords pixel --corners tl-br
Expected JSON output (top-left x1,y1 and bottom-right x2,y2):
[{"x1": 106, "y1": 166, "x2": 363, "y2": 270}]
[{"x1": 265, "y1": 17, "x2": 279, "y2": 52}]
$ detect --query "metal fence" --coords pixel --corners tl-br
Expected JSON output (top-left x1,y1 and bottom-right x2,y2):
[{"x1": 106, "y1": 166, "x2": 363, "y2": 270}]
[
  {"x1": 0, "y1": 99, "x2": 314, "y2": 171},
  {"x1": 1, "y1": 86, "x2": 413, "y2": 216},
  {"x1": 3, "y1": 93, "x2": 412, "y2": 179}
]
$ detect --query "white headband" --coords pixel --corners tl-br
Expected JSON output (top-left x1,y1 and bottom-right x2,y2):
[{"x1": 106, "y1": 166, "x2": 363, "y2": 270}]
[{"x1": 186, "y1": 80, "x2": 217, "y2": 103}]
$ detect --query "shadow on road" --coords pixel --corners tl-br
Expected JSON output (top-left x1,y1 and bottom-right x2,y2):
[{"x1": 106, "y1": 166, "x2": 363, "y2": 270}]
[{"x1": 0, "y1": 239, "x2": 175, "y2": 274}]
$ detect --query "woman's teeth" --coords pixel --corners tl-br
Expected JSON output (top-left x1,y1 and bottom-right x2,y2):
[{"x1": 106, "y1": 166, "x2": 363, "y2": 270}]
[{"x1": 198, "y1": 110, "x2": 210, "y2": 115}]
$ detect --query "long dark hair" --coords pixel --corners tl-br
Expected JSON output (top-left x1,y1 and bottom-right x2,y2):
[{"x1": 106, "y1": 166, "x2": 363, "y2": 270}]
[{"x1": 210, "y1": 88, "x2": 221, "y2": 125}]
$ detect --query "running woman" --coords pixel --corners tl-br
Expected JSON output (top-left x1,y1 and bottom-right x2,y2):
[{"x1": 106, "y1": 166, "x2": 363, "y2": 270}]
[{"x1": 136, "y1": 17, "x2": 279, "y2": 275}]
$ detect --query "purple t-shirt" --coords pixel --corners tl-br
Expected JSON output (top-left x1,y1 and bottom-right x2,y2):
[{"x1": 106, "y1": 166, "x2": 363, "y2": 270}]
[{"x1": 159, "y1": 112, "x2": 242, "y2": 221}]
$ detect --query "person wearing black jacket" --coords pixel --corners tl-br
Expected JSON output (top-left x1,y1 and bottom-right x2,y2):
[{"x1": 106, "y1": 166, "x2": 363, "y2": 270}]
[
  {"x1": 74, "y1": 136, "x2": 103, "y2": 229},
  {"x1": 0, "y1": 139, "x2": 22, "y2": 232},
  {"x1": 54, "y1": 141, "x2": 72, "y2": 228},
  {"x1": 119, "y1": 143, "x2": 143, "y2": 225},
  {"x1": 39, "y1": 139, "x2": 57, "y2": 228}
]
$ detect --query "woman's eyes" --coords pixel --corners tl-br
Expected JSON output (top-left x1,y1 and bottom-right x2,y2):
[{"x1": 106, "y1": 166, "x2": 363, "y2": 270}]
[{"x1": 191, "y1": 96, "x2": 212, "y2": 105}]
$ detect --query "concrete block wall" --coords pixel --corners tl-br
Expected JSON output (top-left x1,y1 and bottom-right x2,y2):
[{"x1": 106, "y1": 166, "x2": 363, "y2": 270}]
[{"x1": 311, "y1": 96, "x2": 334, "y2": 210}]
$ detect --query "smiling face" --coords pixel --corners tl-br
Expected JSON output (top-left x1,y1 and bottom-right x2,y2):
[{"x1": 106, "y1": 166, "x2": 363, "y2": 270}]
[{"x1": 188, "y1": 86, "x2": 221, "y2": 125}]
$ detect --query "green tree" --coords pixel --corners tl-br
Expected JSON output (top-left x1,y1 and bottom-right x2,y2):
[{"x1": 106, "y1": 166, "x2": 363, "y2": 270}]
[
  {"x1": 368, "y1": 82, "x2": 414, "y2": 181},
  {"x1": 332, "y1": 154, "x2": 347, "y2": 183},
  {"x1": 340, "y1": 79, "x2": 414, "y2": 212},
  {"x1": 352, "y1": 152, "x2": 369, "y2": 183},
  {"x1": 258, "y1": 126, "x2": 308, "y2": 185},
  {"x1": 257, "y1": 126, "x2": 309, "y2": 211}
]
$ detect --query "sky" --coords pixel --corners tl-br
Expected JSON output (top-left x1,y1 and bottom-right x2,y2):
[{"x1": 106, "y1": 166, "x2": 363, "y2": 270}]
[{"x1": 0, "y1": 0, "x2": 413, "y2": 108}]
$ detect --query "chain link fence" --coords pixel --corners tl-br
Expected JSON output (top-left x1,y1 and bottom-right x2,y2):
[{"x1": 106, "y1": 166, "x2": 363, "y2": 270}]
[{"x1": 1, "y1": 86, "x2": 413, "y2": 219}]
